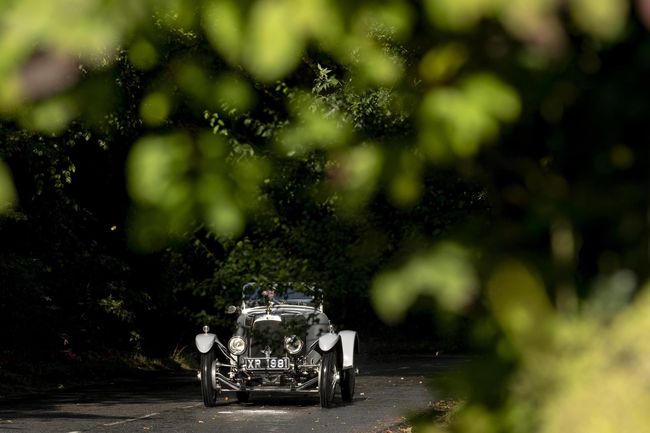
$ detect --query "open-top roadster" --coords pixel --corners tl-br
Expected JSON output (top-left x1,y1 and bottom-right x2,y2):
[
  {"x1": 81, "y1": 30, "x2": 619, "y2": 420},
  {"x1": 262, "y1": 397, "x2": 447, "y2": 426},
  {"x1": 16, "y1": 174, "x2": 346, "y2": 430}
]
[{"x1": 195, "y1": 283, "x2": 359, "y2": 408}]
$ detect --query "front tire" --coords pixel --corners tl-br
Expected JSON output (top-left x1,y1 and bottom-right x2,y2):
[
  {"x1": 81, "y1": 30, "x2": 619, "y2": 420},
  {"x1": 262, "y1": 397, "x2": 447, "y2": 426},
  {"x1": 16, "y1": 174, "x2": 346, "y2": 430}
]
[
  {"x1": 200, "y1": 350, "x2": 218, "y2": 407},
  {"x1": 340, "y1": 363, "x2": 356, "y2": 402},
  {"x1": 319, "y1": 350, "x2": 338, "y2": 408}
]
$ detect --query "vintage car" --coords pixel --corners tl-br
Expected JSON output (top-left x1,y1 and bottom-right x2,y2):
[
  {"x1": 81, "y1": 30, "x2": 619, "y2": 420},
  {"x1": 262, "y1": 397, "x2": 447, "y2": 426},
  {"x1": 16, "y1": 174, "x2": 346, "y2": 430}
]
[{"x1": 195, "y1": 283, "x2": 359, "y2": 408}]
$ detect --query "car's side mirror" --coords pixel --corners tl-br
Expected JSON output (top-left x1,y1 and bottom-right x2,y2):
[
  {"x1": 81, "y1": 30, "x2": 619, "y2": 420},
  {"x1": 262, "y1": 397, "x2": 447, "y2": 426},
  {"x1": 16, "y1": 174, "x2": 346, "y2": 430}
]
[{"x1": 225, "y1": 305, "x2": 238, "y2": 314}]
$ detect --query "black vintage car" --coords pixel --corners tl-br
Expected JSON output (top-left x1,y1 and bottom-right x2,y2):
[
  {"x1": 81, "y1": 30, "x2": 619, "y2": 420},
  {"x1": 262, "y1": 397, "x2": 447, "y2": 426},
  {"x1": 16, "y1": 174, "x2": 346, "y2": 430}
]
[{"x1": 195, "y1": 283, "x2": 359, "y2": 408}]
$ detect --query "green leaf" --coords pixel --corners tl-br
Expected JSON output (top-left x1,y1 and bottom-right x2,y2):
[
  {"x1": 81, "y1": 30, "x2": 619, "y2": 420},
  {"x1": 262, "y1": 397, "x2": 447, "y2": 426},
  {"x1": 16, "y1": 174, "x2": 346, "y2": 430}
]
[
  {"x1": 0, "y1": 161, "x2": 17, "y2": 212},
  {"x1": 372, "y1": 242, "x2": 478, "y2": 323},
  {"x1": 569, "y1": 0, "x2": 629, "y2": 41},
  {"x1": 140, "y1": 92, "x2": 172, "y2": 126},
  {"x1": 244, "y1": 0, "x2": 304, "y2": 81},
  {"x1": 423, "y1": 0, "x2": 500, "y2": 31},
  {"x1": 128, "y1": 38, "x2": 158, "y2": 70},
  {"x1": 486, "y1": 260, "x2": 552, "y2": 349},
  {"x1": 203, "y1": 0, "x2": 244, "y2": 64},
  {"x1": 127, "y1": 133, "x2": 193, "y2": 209}
]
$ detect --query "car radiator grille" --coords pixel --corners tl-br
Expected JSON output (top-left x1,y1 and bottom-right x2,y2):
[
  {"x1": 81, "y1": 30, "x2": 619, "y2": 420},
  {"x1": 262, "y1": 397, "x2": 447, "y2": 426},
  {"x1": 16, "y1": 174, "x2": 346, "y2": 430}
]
[{"x1": 250, "y1": 320, "x2": 285, "y2": 357}]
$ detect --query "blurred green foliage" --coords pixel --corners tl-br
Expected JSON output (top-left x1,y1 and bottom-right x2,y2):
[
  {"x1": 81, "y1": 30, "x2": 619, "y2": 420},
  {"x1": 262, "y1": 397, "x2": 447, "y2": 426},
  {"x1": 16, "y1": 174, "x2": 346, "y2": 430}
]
[
  {"x1": 0, "y1": 0, "x2": 649, "y2": 431},
  {"x1": 0, "y1": 160, "x2": 17, "y2": 211}
]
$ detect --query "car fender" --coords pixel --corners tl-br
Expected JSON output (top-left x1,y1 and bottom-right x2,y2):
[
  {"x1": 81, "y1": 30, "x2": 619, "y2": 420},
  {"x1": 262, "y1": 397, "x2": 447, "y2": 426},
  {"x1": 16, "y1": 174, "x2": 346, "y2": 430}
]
[
  {"x1": 338, "y1": 330, "x2": 358, "y2": 369},
  {"x1": 195, "y1": 333, "x2": 217, "y2": 354},
  {"x1": 317, "y1": 333, "x2": 340, "y2": 353}
]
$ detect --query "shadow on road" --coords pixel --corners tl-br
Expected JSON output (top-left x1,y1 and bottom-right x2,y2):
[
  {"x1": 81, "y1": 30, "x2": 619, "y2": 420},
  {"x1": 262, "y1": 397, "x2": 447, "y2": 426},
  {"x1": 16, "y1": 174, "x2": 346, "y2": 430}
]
[
  {"x1": 0, "y1": 355, "x2": 467, "y2": 422},
  {"x1": 358, "y1": 354, "x2": 468, "y2": 377},
  {"x1": 0, "y1": 372, "x2": 198, "y2": 417}
]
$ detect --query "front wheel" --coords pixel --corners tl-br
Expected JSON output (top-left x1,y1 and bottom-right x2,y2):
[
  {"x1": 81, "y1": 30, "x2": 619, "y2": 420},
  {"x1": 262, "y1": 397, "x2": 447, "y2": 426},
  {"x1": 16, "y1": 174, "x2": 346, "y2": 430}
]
[
  {"x1": 319, "y1": 350, "x2": 338, "y2": 408},
  {"x1": 340, "y1": 363, "x2": 356, "y2": 402},
  {"x1": 200, "y1": 350, "x2": 218, "y2": 407}
]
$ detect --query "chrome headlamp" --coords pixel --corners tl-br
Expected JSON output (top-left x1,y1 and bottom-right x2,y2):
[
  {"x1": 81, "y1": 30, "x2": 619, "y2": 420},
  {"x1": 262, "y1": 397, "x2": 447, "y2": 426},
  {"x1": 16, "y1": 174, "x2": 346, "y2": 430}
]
[
  {"x1": 284, "y1": 335, "x2": 304, "y2": 355},
  {"x1": 228, "y1": 336, "x2": 246, "y2": 356}
]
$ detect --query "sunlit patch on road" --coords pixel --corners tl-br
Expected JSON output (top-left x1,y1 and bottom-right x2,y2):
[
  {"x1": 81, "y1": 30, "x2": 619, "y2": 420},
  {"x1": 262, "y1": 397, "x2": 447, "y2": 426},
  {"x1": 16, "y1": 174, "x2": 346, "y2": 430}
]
[{"x1": 219, "y1": 409, "x2": 288, "y2": 415}]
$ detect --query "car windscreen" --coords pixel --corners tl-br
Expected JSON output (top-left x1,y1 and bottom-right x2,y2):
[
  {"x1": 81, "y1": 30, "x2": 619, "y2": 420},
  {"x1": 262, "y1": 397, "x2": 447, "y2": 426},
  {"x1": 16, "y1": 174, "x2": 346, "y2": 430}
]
[{"x1": 242, "y1": 283, "x2": 319, "y2": 308}]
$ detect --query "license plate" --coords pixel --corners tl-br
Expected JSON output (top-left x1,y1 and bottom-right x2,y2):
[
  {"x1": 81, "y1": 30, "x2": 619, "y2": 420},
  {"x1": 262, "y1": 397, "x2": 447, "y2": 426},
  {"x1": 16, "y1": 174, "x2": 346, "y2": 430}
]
[{"x1": 245, "y1": 357, "x2": 290, "y2": 370}]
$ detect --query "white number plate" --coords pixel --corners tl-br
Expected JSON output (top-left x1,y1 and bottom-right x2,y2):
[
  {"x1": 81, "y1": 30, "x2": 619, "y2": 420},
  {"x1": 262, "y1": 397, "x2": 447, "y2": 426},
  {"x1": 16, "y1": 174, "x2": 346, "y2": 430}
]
[{"x1": 245, "y1": 357, "x2": 290, "y2": 370}]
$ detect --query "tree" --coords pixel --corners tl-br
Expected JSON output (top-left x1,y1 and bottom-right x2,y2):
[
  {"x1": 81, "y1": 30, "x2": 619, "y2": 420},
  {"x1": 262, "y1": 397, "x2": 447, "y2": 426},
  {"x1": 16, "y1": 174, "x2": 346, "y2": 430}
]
[{"x1": 1, "y1": 0, "x2": 649, "y2": 431}]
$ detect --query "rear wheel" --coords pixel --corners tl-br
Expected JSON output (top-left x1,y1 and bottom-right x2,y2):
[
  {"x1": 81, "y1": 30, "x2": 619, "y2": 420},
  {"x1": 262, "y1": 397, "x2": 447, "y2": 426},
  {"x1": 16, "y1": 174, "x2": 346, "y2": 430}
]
[
  {"x1": 340, "y1": 363, "x2": 356, "y2": 402},
  {"x1": 319, "y1": 350, "x2": 338, "y2": 408},
  {"x1": 200, "y1": 350, "x2": 218, "y2": 407}
]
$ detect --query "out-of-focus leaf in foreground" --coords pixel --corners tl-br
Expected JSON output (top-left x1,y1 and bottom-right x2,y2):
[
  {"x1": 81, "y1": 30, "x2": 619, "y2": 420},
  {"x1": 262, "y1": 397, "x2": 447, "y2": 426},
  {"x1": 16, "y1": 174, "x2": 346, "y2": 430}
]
[
  {"x1": 438, "y1": 265, "x2": 650, "y2": 433},
  {"x1": 245, "y1": 0, "x2": 304, "y2": 81},
  {"x1": 278, "y1": 93, "x2": 352, "y2": 156},
  {"x1": 0, "y1": 161, "x2": 17, "y2": 212},
  {"x1": 0, "y1": 0, "x2": 143, "y2": 110},
  {"x1": 126, "y1": 131, "x2": 267, "y2": 250},
  {"x1": 203, "y1": 0, "x2": 244, "y2": 65},
  {"x1": 418, "y1": 73, "x2": 520, "y2": 161},
  {"x1": 140, "y1": 92, "x2": 172, "y2": 127},
  {"x1": 534, "y1": 288, "x2": 650, "y2": 433},
  {"x1": 487, "y1": 261, "x2": 553, "y2": 352},
  {"x1": 128, "y1": 133, "x2": 194, "y2": 211},
  {"x1": 372, "y1": 243, "x2": 478, "y2": 323},
  {"x1": 569, "y1": 0, "x2": 629, "y2": 41},
  {"x1": 326, "y1": 144, "x2": 383, "y2": 214}
]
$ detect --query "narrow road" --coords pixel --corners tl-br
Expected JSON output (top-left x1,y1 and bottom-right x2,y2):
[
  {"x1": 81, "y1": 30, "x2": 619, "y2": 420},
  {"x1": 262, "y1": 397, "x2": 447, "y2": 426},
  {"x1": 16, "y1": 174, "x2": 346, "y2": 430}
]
[{"x1": 0, "y1": 355, "x2": 464, "y2": 433}]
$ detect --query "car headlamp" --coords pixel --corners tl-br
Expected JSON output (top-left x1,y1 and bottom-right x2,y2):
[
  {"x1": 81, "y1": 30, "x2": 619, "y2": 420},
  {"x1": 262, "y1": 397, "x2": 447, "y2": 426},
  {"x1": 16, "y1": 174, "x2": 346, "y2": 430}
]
[
  {"x1": 284, "y1": 335, "x2": 303, "y2": 355},
  {"x1": 228, "y1": 336, "x2": 246, "y2": 356}
]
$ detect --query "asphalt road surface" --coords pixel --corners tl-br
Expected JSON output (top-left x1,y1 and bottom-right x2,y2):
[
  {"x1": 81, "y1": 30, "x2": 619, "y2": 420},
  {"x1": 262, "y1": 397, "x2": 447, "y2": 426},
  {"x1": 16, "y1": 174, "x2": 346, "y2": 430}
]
[{"x1": 0, "y1": 355, "x2": 464, "y2": 433}]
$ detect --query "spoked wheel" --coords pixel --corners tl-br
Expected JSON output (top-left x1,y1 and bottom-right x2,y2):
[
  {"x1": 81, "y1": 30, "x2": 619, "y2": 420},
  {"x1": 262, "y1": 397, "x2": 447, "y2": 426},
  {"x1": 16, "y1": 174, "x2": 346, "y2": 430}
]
[
  {"x1": 236, "y1": 391, "x2": 250, "y2": 403},
  {"x1": 200, "y1": 350, "x2": 218, "y2": 407},
  {"x1": 319, "y1": 350, "x2": 338, "y2": 408},
  {"x1": 340, "y1": 363, "x2": 356, "y2": 402}
]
